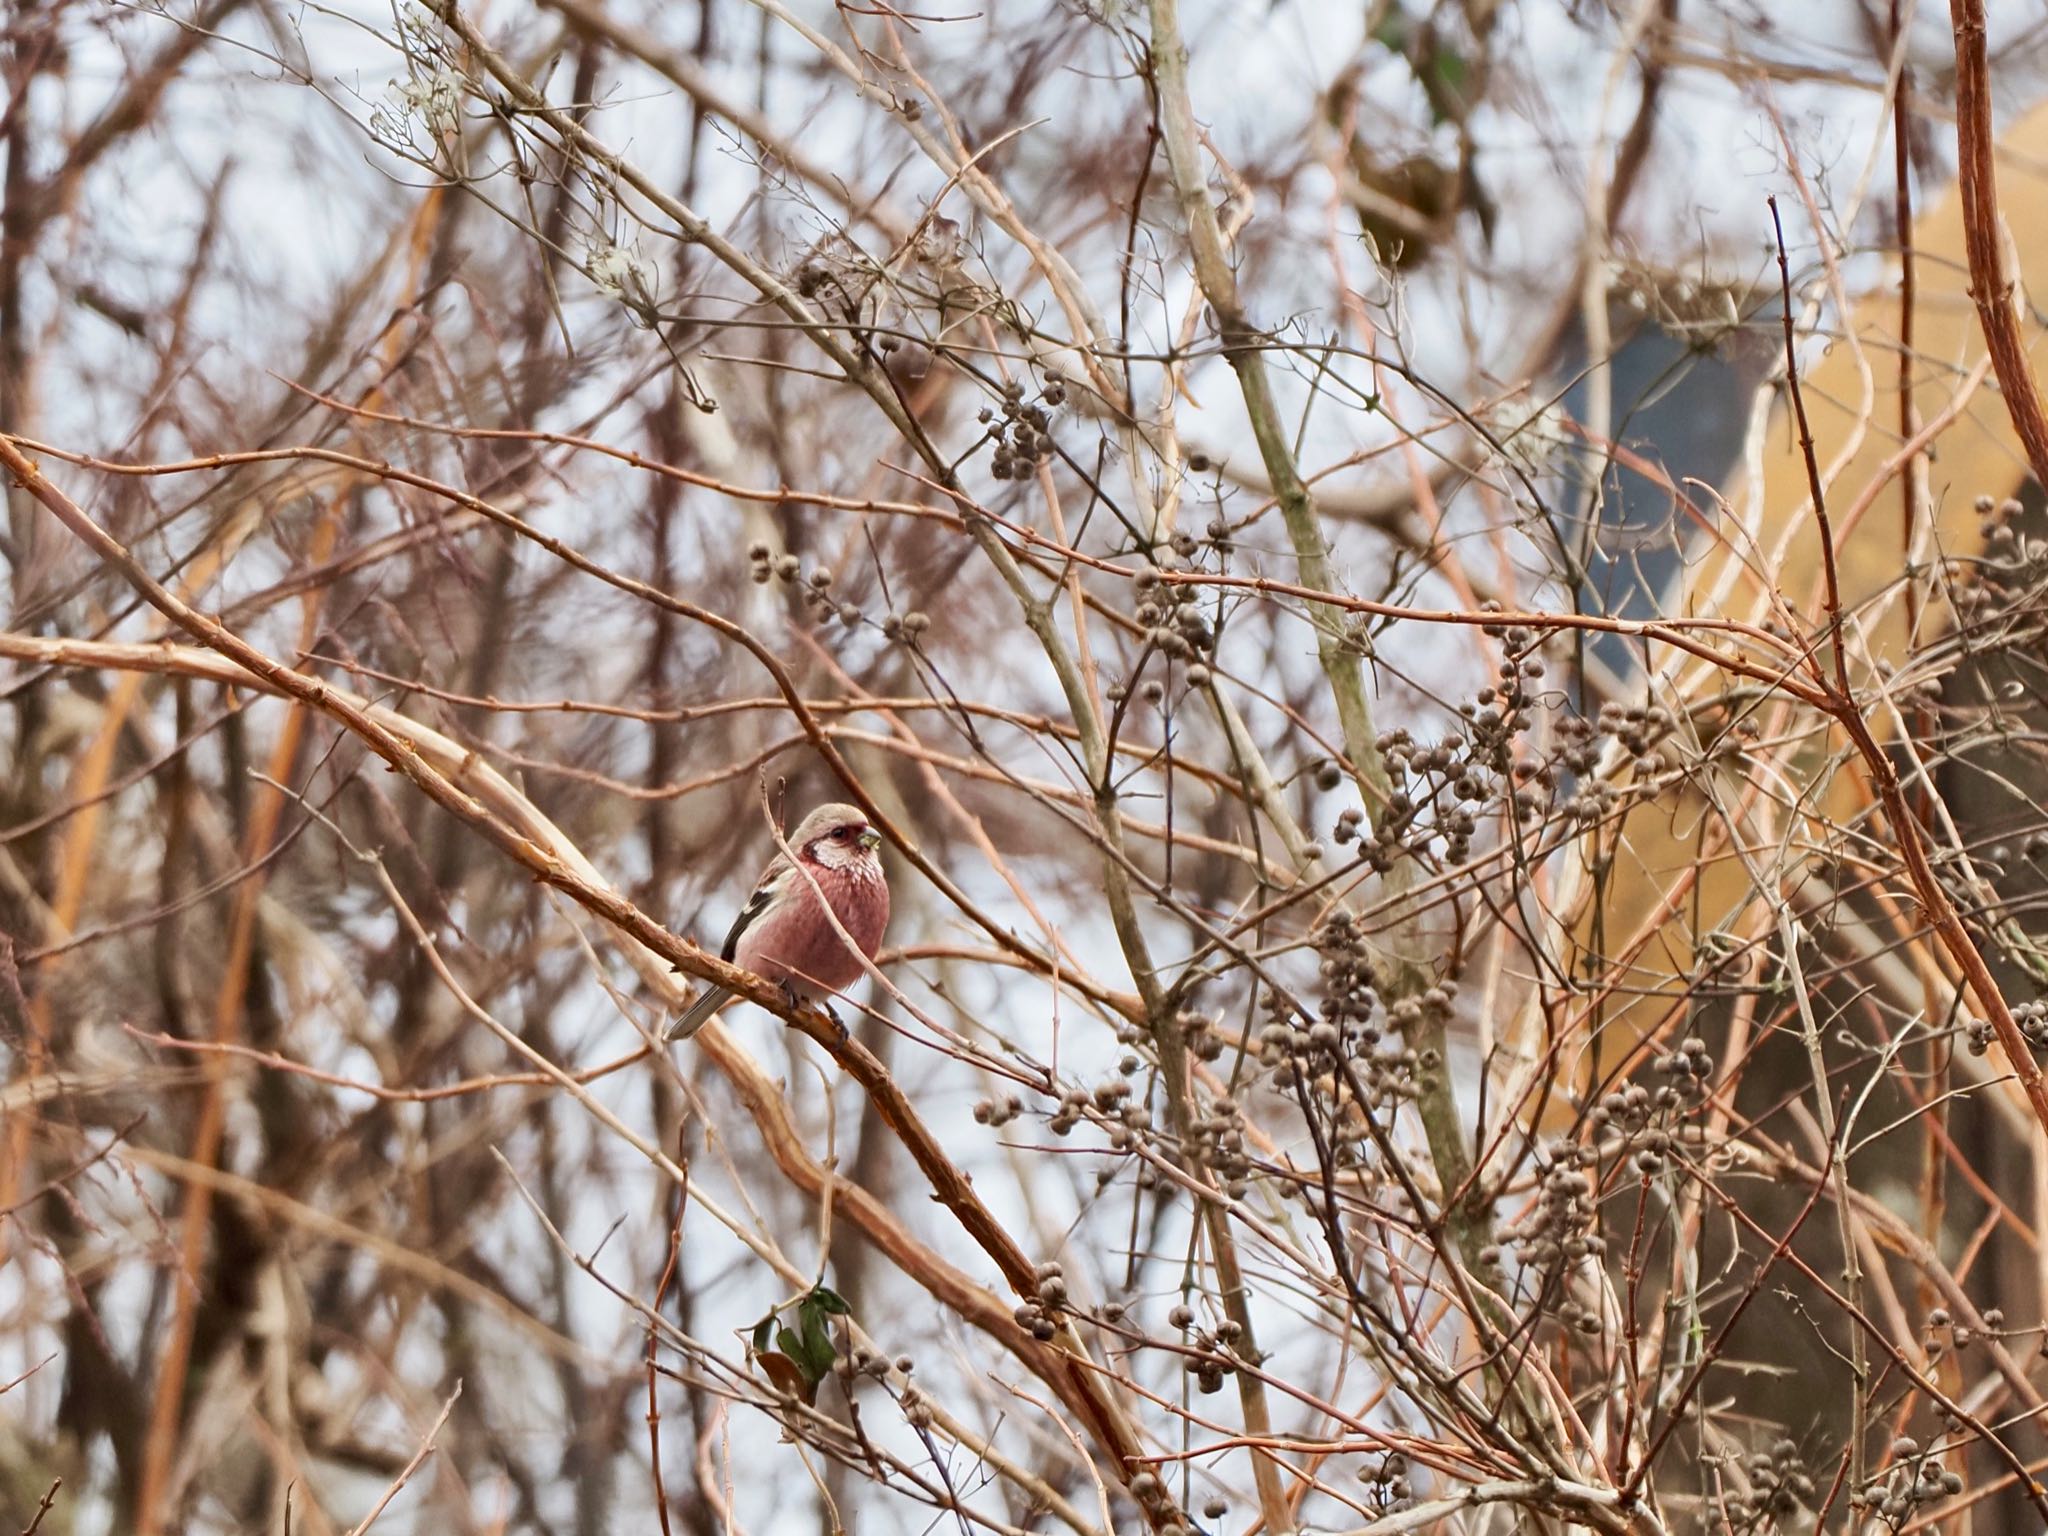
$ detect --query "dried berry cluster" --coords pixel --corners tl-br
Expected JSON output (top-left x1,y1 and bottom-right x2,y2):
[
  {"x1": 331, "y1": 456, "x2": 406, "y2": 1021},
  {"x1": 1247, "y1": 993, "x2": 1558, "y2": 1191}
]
[
  {"x1": 1312, "y1": 909, "x2": 1380, "y2": 1029},
  {"x1": 747, "y1": 541, "x2": 865, "y2": 627},
  {"x1": 1331, "y1": 804, "x2": 1367, "y2": 844},
  {"x1": 1129, "y1": 565, "x2": 1219, "y2": 689},
  {"x1": 1187, "y1": 1094, "x2": 1251, "y2": 1200},
  {"x1": 878, "y1": 609, "x2": 932, "y2": 644},
  {"x1": 1648, "y1": 1033, "x2": 1715, "y2": 1105},
  {"x1": 1549, "y1": 688, "x2": 1683, "y2": 781},
  {"x1": 1371, "y1": 727, "x2": 1490, "y2": 868},
  {"x1": 1853, "y1": 1436, "x2": 1961, "y2": 1528},
  {"x1": 1587, "y1": 1038, "x2": 1708, "y2": 1169},
  {"x1": 1254, "y1": 917, "x2": 1454, "y2": 1156},
  {"x1": 1964, "y1": 1002, "x2": 2048, "y2": 1055},
  {"x1": 1362, "y1": 625, "x2": 1553, "y2": 867},
  {"x1": 1596, "y1": 698, "x2": 1677, "y2": 771},
  {"x1": 1383, "y1": 985, "x2": 1454, "y2": 1057},
  {"x1": 1123, "y1": 1469, "x2": 1192, "y2": 1536},
  {"x1": 1922, "y1": 1304, "x2": 2004, "y2": 1359},
  {"x1": 1046, "y1": 1058, "x2": 1153, "y2": 1150},
  {"x1": 899, "y1": 1380, "x2": 934, "y2": 1430},
  {"x1": 972, "y1": 1091, "x2": 1025, "y2": 1126},
  {"x1": 746, "y1": 541, "x2": 792, "y2": 585},
  {"x1": 744, "y1": 540, "x2": 937, "y2": 640},
  {"x1": 1167, "y1": 1301, "x2": 1245, "y2": 1395},
  {"x1": 1550, "y1": 697, "x2": 1680, "y2": 822},
  {"x1": 1046, "y1": 1080, "x2": 1114, "y2": 1138},
  {"x1": 1954, "y1": 494, "x2": 2045, "y2": 621},
  {"x1": 1010, "y1": 1261, "x2": 1069, "y2": 1341},
  {"x1": 1010, "y1": 1018, "x2": 1189, "y2": 1194},
  {"x1": 1357, "y1": 1452, "x2": 1413, "y2": 1516},
  {"x1": 1494, "y1": 1140, "x2": 1605, "y2": 1316},
  {"x1": 980, "y1": 376, "x2": 1061, "y2": 480},
  {"x1": 1723, "y1": 1437, "x2": 1816, "y2": 1526},
  {"x1": 1177, "y1": 1007, "x2": 1225, "y2": 1063},
  {"x1": 793, "y1": 257, "x2": 850, "y2": 303},
  {"x1": 1471, "y1": 624, "x2": 1547, "y2": 735},
  {"x1": 839, "y1": 1343, "x2": 915, "y2": 1385},
  {"x1": 1158, "y1": 519, "x2": 1232, "y2": 560}
]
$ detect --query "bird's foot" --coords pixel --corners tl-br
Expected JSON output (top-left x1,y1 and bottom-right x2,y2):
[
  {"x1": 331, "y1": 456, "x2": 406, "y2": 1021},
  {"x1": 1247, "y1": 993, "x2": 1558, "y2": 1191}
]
[{"x1": 774, "y1": 980, "x2": 847, "y2": 1041}]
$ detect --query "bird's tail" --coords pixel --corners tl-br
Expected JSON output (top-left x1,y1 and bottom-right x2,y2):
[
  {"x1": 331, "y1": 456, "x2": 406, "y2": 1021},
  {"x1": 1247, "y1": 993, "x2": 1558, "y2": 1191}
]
[{"x1": 665, "y1": 984, "x2": 732, "y2": 1042}]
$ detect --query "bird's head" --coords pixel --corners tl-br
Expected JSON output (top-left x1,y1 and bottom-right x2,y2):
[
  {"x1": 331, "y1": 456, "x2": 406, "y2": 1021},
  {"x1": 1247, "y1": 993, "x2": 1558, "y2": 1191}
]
[{"x1": 793, "y1": 802, "x2": 884, "y2": 870}]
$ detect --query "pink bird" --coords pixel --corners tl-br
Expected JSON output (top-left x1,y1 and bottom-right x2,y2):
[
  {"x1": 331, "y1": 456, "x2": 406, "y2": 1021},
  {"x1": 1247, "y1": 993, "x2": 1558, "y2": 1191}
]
[{"x1": 666, "y1": 803, "x2": 890, "y2": 1040}]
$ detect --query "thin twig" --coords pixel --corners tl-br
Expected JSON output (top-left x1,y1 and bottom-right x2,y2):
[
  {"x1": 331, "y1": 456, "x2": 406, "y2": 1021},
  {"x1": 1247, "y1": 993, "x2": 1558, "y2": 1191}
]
[{"x1": 342, "y1": 1387, "x2": 460, "y2": 1536}]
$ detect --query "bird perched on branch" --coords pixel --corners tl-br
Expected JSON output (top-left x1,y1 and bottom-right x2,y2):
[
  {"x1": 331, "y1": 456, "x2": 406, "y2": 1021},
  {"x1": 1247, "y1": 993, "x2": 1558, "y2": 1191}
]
[{"x1": 665, "y1": 803, "x2": 890, "y2": 1041}]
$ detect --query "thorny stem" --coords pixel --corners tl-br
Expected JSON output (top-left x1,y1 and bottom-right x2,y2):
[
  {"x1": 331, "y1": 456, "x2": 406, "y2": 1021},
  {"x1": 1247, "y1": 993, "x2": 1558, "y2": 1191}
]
[
  {"x1": 1948, "y1": 0, "x2": 2048, "y2": 491},
  {"x1": 1768, "y1": 196, "x2": 1851, "y2": 702}
]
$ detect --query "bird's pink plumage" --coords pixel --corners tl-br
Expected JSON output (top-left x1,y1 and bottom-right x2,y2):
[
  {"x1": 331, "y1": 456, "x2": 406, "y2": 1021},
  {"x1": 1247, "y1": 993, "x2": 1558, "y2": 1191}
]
[{"x1": 733, "y1": 859, "x2": 889, "y2": 998}]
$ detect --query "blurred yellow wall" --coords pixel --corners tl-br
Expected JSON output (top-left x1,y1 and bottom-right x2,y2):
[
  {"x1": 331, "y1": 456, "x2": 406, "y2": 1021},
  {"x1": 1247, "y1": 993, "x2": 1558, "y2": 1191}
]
[{"x1": 1557, "y1": 98, "x2": 2048, "y2": 1102}]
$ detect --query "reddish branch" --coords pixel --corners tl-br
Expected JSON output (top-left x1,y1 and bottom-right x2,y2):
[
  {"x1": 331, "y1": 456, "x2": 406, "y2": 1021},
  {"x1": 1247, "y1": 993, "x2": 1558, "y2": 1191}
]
[
  {"x1": 1948, "y1": 0, "x2": 2048, "y2": 490},
  {"x1": 1764, "y1": 185, "x2": 2048, "y2": 1147}
]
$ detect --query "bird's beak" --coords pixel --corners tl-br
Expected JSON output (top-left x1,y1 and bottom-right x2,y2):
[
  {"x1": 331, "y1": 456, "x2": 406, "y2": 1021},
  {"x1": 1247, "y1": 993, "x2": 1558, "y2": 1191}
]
[{"x1": 858, "y1": 827, "x2": 882, "y2": 852}]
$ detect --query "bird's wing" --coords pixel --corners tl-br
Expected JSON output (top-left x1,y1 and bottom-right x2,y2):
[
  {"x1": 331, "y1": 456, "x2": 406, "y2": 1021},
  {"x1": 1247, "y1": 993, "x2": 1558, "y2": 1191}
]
[
  {"x1": 719, "y1": 854, "x2": 792, "y2": 960},
  {"x1": 669, "y1": 855, "x2": 801, "y2": 1044}
]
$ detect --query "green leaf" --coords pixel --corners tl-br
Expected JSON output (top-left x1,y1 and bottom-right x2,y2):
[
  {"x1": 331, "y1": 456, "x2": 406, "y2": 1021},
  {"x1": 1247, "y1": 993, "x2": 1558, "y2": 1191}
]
[
  {"x1": 797, "y1": 1308, "x2": 839, "y2": 1380},
  {"x1": 752, "y1": 1314, "x2": 776, "y2": 1353},
  {"x1": 807, "y1": 1285, "x2": 851, "y2": 1316}
]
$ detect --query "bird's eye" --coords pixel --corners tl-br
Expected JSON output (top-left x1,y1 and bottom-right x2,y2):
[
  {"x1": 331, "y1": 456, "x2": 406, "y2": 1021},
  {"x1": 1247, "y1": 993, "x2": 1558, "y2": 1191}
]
[{"x1": 832, "y1": 827, "x2": 850, "y2": 839}]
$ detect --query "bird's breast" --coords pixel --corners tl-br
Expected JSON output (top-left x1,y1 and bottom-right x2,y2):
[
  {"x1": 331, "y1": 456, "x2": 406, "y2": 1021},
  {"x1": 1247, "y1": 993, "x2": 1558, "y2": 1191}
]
[{"x1": 734, "y1": 862, "x2": 887, "y2": 994}]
